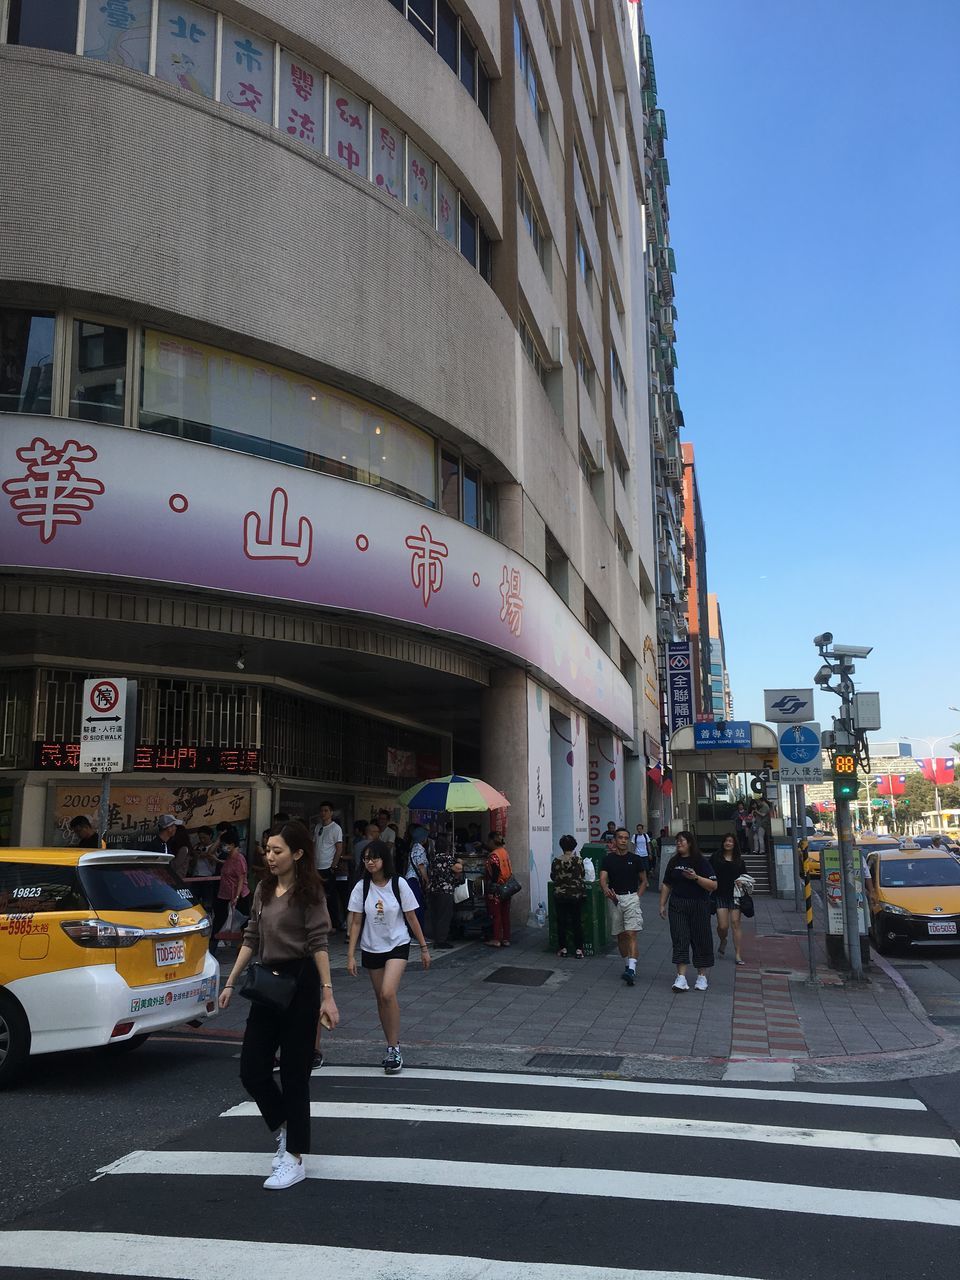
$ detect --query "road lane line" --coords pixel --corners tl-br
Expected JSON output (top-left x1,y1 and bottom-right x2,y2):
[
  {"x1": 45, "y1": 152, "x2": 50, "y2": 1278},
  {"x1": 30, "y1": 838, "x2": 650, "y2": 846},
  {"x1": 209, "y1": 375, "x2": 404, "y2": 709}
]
[
  {"x1": 0, "y1": 1232, "x2": 764, "y2": 1280},
  {"x1": 310, "y1": 1065, "x2": 926, "y2": 1110},
  {"x1": 220, "y1": 1099, "x2": 955, "y2": 1158},
  {"x1": 94, "y1": 1152, "x2": 960, "y2": 1226}
]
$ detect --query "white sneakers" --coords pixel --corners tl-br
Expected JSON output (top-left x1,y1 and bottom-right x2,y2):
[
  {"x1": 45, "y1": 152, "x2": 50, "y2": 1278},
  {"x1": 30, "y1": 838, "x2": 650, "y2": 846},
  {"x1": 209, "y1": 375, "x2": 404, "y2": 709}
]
[
  {"x1": 264, "y1": 1152, "x2": 305, "y2": 1190},
  {"x1": 673, "y1": 973, "x2": 709, "y2": 992},
  {"x1": 272, "y1": 1126, "x2": 287, "y2": 1172}
]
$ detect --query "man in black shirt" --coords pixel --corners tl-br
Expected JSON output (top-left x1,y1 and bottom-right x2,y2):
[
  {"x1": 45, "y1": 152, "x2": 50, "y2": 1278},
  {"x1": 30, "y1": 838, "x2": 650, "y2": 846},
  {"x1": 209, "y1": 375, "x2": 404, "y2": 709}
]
[{"x1": 599, "y1": 827, "x2": 648, "y2": 986}]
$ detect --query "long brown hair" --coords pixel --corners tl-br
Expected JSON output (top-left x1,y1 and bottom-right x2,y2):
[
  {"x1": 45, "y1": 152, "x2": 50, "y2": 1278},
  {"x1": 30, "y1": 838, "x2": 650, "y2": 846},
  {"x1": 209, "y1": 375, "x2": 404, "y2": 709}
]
[{"x1": 259, "y1": 821, "x2": 322, "y2": 905}]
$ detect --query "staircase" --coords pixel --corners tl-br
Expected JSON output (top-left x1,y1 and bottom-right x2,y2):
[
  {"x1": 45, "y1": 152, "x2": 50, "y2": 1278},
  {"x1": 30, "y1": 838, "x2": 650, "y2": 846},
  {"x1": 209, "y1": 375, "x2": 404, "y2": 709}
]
[{"x1": 741, "y1": 821, "x2": 773, "y2": 893}]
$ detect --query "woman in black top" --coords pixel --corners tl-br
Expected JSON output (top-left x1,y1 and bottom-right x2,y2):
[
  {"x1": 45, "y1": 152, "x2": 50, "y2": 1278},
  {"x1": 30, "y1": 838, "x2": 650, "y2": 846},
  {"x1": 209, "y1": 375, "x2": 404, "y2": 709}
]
[
  {"x1": 658, "y1": 831, "x2": 717, "y2": 993},
  {"x1": 710, "y1": 832, "x2": 747, "y2": 965}
]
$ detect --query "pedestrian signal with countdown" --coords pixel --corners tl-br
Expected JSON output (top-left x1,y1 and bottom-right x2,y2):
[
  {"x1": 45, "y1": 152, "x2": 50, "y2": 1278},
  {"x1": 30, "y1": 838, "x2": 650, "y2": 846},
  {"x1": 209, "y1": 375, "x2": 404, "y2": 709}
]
[{"x1": 832, "y1": 753, "x2": 858, "y2": 801}]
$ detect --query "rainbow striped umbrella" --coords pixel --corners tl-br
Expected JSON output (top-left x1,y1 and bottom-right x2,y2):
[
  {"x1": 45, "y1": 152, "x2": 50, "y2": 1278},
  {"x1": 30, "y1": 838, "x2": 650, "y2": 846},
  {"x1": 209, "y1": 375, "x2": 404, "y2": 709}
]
[{"x1": 396, "y1": 774, "x2": 510, "y2": 813}]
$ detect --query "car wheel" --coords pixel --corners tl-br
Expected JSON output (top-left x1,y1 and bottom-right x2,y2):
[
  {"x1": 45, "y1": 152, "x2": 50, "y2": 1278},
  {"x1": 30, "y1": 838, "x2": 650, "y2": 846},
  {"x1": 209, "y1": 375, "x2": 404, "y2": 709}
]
[
  {"x1": 99, "y1": 1032, "x2": 151, "y2": 1054},
  {"x1": 0, "y1": 992, "x2": 31, "y2": 1090},
  {"x1": 870, "y1": 920, "x2": 892, "y2": 955}
]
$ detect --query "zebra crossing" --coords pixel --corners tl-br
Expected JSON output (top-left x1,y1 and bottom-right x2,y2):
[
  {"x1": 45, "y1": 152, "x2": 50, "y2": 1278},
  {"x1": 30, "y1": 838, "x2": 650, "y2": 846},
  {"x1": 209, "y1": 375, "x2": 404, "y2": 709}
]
[{"x1": 3, "y1": 1065, "x2": 959, "y2": 1279}]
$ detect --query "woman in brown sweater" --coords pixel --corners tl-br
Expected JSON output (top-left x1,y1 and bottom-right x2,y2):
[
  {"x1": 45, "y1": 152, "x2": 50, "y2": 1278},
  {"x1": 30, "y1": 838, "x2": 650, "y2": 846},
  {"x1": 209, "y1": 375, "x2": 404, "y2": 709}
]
[{"x1": 219, "y1": 821, "x2": 339, "y2": 1190}]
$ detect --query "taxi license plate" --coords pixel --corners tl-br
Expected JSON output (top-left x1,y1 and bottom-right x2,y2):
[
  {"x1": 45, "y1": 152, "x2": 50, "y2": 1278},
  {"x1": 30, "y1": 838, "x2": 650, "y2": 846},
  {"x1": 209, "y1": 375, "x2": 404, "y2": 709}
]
[
  {"x1": 928, "y1": 921, "x2": 957, "y2": 936},
  {"x1": 155, "y1": 940, "x2": 186, "y2": 966}
]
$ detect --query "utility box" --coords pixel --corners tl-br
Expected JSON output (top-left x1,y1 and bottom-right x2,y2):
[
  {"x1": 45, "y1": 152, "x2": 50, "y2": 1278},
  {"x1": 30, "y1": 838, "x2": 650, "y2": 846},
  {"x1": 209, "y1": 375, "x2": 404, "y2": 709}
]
[
  {"x1": 854, "y1": 692, "x2": 882, "y2": 732},
  {"x1": 547, "y1": 877, "x2": 610, "y2": 956}
]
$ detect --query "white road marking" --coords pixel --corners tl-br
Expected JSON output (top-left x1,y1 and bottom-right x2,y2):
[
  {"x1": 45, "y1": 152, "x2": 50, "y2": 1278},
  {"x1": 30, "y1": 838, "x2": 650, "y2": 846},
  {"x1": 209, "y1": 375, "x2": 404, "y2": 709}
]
[
  {"x1": 219, "y1": 1098, "x2": 955, "y2": 1158},
  {"x1": 312, "y1": 1065, "x2": 926, "y2": 1111},
  {"x1": 0, "y1": 1232, "x2": 764, "y2": 1280},
  {"x1": 95, "y1": 1152, "x2": 960, "y2": 1226}
]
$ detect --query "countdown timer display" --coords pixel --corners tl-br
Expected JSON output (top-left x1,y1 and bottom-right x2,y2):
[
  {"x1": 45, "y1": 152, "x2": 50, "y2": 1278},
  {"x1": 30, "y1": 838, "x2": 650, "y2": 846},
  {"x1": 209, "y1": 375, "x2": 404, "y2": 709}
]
[{"x1": 833, "y1": 754, "x2": 856, "y2": 774}]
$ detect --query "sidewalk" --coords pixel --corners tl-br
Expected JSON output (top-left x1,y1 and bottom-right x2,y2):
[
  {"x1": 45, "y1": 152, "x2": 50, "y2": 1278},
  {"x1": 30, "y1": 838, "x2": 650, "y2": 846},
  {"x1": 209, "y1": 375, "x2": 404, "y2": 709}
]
[{"x1": 192, "y1": 895, "x2": 958, "y2": 1084}]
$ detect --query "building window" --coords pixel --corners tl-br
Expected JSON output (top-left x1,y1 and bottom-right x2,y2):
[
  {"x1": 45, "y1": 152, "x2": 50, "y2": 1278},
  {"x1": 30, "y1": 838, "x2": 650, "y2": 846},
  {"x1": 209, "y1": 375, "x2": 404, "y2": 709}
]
[
  {"x1": 391, "y1": 0, "x2": 491, "y2": 120},
  {"x1": 83, "y1": 0, "x2": 151, "y2": 71},
  {"x1": 407, "y1": 0, "x2": 435, "y2": 43},
  {"x1": 436, "y1": 0, "x2": 457, "y2": 71},
  {"x1": 69, "y1": 321, "x2": 128, "y2": 426},
  {"x1": 514, "y1": 11, "x2": 544, "y2": 131},
  {"x1": 518, "y1": 316, "x2": 547, "y2": 387},
  {"x1": 440, "y1": 449, "x2": 460, "y2": 518},
  {"x1": 478, "y1": 226, "x2": 493, "y2": 283},
  {"x1": 0, "y1": 308, "x2": 55, "y2": 415},
  {"x1": 615, "y1": 524, "x2": 630, "y2": 563},
  {"x1": 575, "y1": 222, "x2": 593, "y2": 286},
  {"x1": 459, "y1": 197, "x2": 478, "y2": 268},
  {"x1": 6, "y1": 0, "x2": 80, "y2": 53},
  {"x1": 577, "y1": 345, "x2": 594, "y2": 399},
  {"x1": 517, "y1": 172, "x2": 547, "y2": 270},
  {"x1": 462, "y1": 464, "x2": 480, "y2": 528},
  {"x1": 610, "y1": 345, "x2": 628, "y2": 411},
  {"x1": 156, "y1": 1, "x2": 216, "y2": 98},
  {"x1": 614, "y1": 448, "x2": 628, "y2": 484},
  {"x1": 459, "y1": 27, "x2": 477, "y2": 97},
  {"x1": 545, "y1": 531, "x2": 568, "y2": 602}
]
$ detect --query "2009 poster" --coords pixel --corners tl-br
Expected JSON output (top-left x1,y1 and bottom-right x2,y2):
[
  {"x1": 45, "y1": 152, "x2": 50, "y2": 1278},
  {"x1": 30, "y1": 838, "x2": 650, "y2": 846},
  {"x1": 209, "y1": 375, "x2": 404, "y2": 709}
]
[{"x1": 49, "y1": 783, "x2": 250, "y2": 848}]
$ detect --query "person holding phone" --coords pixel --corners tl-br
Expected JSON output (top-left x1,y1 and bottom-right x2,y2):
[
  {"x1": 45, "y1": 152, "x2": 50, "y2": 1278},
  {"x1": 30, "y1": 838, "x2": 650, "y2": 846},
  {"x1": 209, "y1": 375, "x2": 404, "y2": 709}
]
[
  {"x1": 658, "y1": 830, "x2": 717, "y2": 992},
  {"x1": 219, "y1": 821, "x2": 339, "y2": 1190}
]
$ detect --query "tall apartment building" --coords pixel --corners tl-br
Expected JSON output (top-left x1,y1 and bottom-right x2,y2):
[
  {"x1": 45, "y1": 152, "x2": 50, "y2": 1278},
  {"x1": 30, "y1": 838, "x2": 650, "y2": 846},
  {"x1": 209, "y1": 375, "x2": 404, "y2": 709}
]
[
  {"x1": 0, "y1": 1, "x2": 673, "y2": 899},
  {"x1": 680, "y1": 441, "x2": 710, "y2": 718},
  {"x1": 706, "y1": 593, "x2": 733, "y2": 721}
]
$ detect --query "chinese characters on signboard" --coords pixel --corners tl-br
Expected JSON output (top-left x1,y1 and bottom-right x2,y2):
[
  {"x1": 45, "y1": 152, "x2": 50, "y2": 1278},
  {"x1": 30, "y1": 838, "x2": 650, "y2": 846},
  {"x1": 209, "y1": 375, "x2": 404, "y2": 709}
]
[
  {"x1": 83, "y1": 0, "x2": 151, "y2": 72},
  {"x1": 372, "y1": 110, "x2": 404, "y2": 200},
  {"x1": 156, "y1": 0, "x2": 216, "y2": 98},
  {"x1": 49, "y1": 784, "x2": 251, "y2": 849},
  {"x1": 279, "y1": 51, "x2": 323, "y2": 150},
  {"x1": 329, "y1": 80, "x2": 368, "y2": 176},
  {"x1": 693, "y1": 721, "x2": 753, "y2": 750},
  {"x1": 436, "y1": 169, "x2": 458, "y2": 245},
  {"x1": 667, "y1": 641, "x2": 693, "y2": 735},
  {"x1": 35, "y1": 743, "x2": 261, "y2": 774},
  {"x1": 407, "y1": 140, "x2": 434, "y2": 223},
  {"x1": 220, "y1": 19, "x2": 274, "y2": 121}
]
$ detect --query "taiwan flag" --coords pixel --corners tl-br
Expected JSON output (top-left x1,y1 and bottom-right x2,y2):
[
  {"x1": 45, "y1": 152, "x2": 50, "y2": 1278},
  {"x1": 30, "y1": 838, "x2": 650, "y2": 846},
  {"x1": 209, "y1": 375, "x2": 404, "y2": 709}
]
[
  {"x1": 916, "y1": 758, "x2": 956, "y2": 786},
  {"x1": 875, "y1": 775, "x2": 907, "y2": 796},
  {"x1": 647, "y1": 759, "x2": 663, "y2": 789}
]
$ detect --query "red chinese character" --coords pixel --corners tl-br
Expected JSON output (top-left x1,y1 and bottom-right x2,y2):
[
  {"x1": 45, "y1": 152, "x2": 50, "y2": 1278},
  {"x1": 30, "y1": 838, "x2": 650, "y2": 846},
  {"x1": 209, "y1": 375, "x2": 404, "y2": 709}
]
[
  {"x1": 439, "y1": 195, "x2": 451, "y2": 223},
  {"x1": 286, "y1": 109, "x2": 316, "y2": 142},
  {"x1": 228, "y1": 81, "x2": 263, "y2": 112},
  {"x1": 157, "y1": 748, "x2": 178, "y2": 770},
  {"x1": 411, "y1": 160, "x2": 427, "y2": 190},
  {"x1": 337, "y1": 140, "x2": 362, "y2": 172},
  {"x1": 379, "y1": 126, "x2": 396, "y2": 157},
  {"x1": 65, "y1": 743, "x2": 81, "y2": 766},
  {"x1": 219, "y1": 749, "x2": 240, "y2": 772},
  {"x1": 3, "y1": 436, "x2": 104, "y2": 543},
  {"x1": 290, "y1": 63, "x2": 314, "y2": 102},
  {"x1": 133, "y1": 746, "x2": 154, "y2": 769},
  {"x1": 177, "y1": 747, "x2": 197, "y2": 769},
  {"x1": 336, "y1": 97, "x2": 363, "y2": 130},
  {"x1": 499, "y1": 566, "x2": 524, "y2": 637},
  {"x1": 405, "y1": 524, "x2": 448, "y2": 607}
]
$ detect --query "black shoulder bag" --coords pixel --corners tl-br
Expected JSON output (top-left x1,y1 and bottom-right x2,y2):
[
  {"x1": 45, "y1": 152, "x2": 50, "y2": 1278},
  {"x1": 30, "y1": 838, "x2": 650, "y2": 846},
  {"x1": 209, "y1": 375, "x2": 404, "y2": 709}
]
[{"x1": 238, "y1": 892, "x2": 298, "y2": 1012}]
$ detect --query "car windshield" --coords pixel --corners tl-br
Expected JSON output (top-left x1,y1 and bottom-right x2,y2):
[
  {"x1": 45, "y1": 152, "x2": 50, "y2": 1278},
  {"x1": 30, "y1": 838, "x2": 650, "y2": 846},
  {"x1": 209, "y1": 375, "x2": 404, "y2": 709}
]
[
  {"x1": 879, "y1": 859, "x2": 960, "y2": 889},
  {"x1": 78, "y1": 863, "x2": 197, "y2": 912}
]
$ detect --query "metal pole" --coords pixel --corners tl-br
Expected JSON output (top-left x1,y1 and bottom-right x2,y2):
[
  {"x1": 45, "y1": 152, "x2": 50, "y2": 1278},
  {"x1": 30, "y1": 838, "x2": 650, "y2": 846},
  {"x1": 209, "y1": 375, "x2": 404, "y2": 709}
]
[
  {"x1": 96, "y1": 773, "x2": 110, "y2": 849},
  {"x1": 837, "y1": 670, "x2": 864, "y2": 979},
  {"x1": 789, "y1": 785, "x2": 803, "y2": 911},
  {"x1": 888, "y1": 769, "x2": 897, "y2": 831}
]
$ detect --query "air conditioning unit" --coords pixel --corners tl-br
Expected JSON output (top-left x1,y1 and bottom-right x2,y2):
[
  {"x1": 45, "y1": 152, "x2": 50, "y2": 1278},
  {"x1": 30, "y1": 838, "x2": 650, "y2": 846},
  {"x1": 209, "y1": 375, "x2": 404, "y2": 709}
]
[{"x1": 550, "y1": 326, "x2": 564, "y2": 368}]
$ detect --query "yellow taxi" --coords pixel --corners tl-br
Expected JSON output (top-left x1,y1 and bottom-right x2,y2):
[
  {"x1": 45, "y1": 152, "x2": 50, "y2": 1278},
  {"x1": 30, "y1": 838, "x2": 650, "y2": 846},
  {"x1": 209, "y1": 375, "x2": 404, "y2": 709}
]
[
  {"x1": 804, "y1": 835, "x2": 898, "y2": 879},
  {"x1": 0, "y1": 848, "x2": 219, "y2": 1088},
  {"x1": 867, "y1": 843, "x2": 960, "y2": 954}
]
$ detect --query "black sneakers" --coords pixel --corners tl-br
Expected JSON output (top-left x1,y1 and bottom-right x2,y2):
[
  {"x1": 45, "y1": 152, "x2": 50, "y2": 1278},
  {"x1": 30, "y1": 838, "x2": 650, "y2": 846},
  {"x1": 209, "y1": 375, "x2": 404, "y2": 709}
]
[{"x1": 383, "y1": 1045, "x2": 403, "y2": 1074}]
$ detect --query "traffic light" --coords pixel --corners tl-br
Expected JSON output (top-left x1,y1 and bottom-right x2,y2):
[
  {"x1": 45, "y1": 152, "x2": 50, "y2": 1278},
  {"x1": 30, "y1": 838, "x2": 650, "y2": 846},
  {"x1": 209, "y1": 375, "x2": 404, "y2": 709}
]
[{"x1": 832, "y1": 752, "x2": 858, "y2": 803}]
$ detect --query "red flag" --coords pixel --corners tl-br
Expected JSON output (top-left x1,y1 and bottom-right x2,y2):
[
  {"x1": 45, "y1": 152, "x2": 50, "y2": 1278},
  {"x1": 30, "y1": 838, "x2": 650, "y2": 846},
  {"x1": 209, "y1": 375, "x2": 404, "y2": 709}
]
[
  {"x1": 661, "y1": 766, "x2": 674, "y2": 798},
  {"x1": 917, "y1": 758, "x2": 956, "y2": 786},
  {"x1": 875, "y1": 775, "x2": 906, "y2": 796},
  {"x1": 647, "y1": 760, "x2": 663, "y2": 789}
]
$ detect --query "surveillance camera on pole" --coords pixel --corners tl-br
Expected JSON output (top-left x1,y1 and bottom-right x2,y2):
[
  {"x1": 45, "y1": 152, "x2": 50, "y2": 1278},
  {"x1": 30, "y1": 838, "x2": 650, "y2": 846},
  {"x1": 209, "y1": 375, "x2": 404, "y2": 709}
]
[{"x1": 812, "y1": 632, "x2": 878, "y2": 981}]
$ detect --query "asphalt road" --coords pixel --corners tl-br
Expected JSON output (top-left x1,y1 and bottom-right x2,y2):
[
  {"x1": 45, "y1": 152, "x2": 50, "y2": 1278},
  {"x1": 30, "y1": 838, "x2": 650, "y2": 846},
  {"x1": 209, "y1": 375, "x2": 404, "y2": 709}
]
[{"x1": 3, "y1": 1043, "x2": 960, "y2": 1278}]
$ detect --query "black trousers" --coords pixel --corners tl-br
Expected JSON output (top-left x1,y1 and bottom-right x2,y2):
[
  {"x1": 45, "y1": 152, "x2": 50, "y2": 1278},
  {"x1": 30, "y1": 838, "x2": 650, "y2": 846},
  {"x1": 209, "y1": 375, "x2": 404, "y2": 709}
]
[
  {"x1": 319, "y1": 870, "x2": 343, "y2": 929},
  {"x1": 555, "y1": 896, "x2": 584, "y2": 951},
  {"x1": 239, "y1": 961, "x2": 320, "y2": 1154},
  {"x1": 430, "y1": 889, "x2": 454, "y2": 944},
  {"x1": 669, "y1": 897, "x2": 714, "y2": 969},
  {"x1": 209, "y1": 897, "x2": 230, "y2": 953}
]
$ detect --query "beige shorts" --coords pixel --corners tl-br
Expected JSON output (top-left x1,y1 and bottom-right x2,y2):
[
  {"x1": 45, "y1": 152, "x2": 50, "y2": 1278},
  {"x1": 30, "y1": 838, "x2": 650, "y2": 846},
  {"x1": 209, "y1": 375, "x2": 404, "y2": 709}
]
[{"x1": 608, "y1": 892, "x2": 643, "y2": 935}]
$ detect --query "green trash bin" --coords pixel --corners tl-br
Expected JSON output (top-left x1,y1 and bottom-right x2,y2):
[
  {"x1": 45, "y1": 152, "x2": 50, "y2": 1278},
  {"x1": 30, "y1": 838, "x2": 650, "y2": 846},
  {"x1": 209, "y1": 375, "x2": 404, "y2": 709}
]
[{"x1": 547, "y1": 842, "x2": 610, "y2": 956}]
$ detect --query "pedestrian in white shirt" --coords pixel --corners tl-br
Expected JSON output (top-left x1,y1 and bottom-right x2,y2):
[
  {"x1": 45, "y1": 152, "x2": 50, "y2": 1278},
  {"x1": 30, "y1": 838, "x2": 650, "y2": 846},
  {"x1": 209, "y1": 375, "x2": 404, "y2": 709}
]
[
  {"x1": 347, "y1": 840, "x2": 430, "y2": 1075},
  {"x1": 312, "y1": 802, "x2": 343, "y2": 931},
  {"x1": 633, "y1": 824, "x2": 651, "y2": 863}
]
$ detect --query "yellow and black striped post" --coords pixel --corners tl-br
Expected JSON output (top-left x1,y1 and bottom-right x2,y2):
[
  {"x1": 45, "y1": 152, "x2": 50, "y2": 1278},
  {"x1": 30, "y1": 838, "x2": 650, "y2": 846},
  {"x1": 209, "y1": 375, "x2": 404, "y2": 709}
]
[{"x1": 799, "y1": 838, "x2": 817, "y2": 980}]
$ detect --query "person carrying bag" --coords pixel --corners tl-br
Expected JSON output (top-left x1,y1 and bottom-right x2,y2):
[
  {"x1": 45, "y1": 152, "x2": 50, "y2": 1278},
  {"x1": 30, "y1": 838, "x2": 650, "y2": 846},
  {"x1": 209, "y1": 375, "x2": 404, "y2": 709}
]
[
  {"x1": 484, "y1": 831, "x2": 516, "y2": 947},
  {"x1": 219, "y1": 821, "x2": 339, "y2": 1191}
]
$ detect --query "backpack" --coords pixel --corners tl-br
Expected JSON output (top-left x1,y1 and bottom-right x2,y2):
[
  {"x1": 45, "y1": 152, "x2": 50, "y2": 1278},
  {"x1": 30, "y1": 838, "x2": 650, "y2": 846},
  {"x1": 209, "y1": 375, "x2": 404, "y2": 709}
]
[{"x1": 362, "y1": 873, "x2": 404, "y2": 910}]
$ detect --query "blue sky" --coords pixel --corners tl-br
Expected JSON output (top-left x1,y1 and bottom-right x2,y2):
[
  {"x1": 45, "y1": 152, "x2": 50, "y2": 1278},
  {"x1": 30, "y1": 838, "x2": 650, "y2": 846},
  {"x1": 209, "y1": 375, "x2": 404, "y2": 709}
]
[{"x1": 643, "y1": 0, "x2": 960, "y2": 753}]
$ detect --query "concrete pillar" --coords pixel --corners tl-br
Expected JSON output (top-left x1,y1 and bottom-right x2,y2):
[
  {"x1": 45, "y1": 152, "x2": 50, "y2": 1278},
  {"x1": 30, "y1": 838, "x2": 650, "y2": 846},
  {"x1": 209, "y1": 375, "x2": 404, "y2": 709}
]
[{"x1": 481, "y1": 667, "x2": 531, "y2": 917}]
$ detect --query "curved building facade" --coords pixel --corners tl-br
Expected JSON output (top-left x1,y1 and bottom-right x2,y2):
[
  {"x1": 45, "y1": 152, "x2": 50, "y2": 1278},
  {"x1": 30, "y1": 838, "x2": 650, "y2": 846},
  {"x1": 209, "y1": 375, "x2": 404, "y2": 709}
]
[{"x1": 0, "y1": 0, "x2": 664, "y2": 909}]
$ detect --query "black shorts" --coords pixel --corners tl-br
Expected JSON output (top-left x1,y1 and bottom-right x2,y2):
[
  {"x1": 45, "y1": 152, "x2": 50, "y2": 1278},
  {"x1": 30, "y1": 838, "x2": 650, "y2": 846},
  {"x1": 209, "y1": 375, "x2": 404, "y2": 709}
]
[
  {"x1": 715, "y1": 894, "x2": 738, "y2": 911},
  {"x1": 361, "y1": 944, "x2": 410, "y2": 969}
]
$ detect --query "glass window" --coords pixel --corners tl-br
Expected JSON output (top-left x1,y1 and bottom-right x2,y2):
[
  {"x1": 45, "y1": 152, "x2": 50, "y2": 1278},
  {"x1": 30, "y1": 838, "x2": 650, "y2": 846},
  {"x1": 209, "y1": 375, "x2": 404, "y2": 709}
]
[
  {"x1": 437, "y1": 169, "x2": 458, "y2": 245},
  {"x1": 478, "y1": 63, "x2": 491, "y2": 120},
  {"x1": 478, "y1": 227, "x2": 493, "y2": 283},
  {"x1": 440, "y1": 450, "x2": 460, "y2": 519},
  {"x1": 83, "y1": 0, "x2": 151, "y2": 72},
  {"x1": 329, "y1": 80, "x2": 368, "y2": 177},
  {"x1": 436, "y1": 0, "x2": 457, "y2": 72},
  {"x1": 407, "y1": 140, "x2": 434, "y2": 222},
  {"x1": 387, "y1": 0, "x2": 403, "y2": 10},
  {"x1": 0, "y1": 309, "x2": 55, "y2": 415},
  {"x1": 279, "y1": 50, "x2": 324, "y2": 151},
  {"x1": 156, "y1": 1, "x2": 216, "y2": 98},
  {"x1": 220, "y1": 19, "x2": 274, "y2": 123},
  {"x1": 481, "y1": 485, "x2": 495, "y2": 536},
  {"x1": 139, "y1": 330, "x2": 438, "y2": 506},
  {"x1": 0, "y1": 863, "x2": 86, "y2": 914},
  {"x1": 372, "y1": 110, "x2": 404, "y2": 200},
  {"x1": 459, "y1": 198, "x2": 477, "y2": 267},
  {"x1": 463, "y1": 464, "x2": 480, "y2": 528},
  {"x1": 459, "y1": 29, "x2": 476, "y2": 97},
  {"x1": 7, "y1": 0, "x2": 79, "y2": 53},
  {"x1": 79, "y1": 862, "x2": 198, "y2": 911},
  {"x1": 69, "y1": 321, "x2": 127, "y2": 425},
  {"x1": 407, "y1": 0, "x2": 435, "y2": 43}
]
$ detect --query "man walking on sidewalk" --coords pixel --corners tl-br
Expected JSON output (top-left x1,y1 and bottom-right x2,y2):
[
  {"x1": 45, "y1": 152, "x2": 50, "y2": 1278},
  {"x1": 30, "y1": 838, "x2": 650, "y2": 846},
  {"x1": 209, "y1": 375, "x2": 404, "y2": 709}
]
[{"x1": 600, "y1": 827, "x2": 648, "y2": 986}]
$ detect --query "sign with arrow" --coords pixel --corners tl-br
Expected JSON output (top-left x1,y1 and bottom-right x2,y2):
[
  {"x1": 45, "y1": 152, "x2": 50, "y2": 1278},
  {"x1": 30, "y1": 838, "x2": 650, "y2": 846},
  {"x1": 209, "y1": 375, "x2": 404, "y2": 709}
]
[{"x1": 79, "y1": 678, "x2": 129, "y2": 774}]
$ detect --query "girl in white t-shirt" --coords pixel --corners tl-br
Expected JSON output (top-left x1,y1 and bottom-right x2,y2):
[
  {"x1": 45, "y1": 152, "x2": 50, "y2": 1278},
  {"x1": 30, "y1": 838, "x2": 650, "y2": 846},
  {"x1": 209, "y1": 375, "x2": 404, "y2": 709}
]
[{"x1": 346, "y1": 839, "x2": 430, "y2": 1074}]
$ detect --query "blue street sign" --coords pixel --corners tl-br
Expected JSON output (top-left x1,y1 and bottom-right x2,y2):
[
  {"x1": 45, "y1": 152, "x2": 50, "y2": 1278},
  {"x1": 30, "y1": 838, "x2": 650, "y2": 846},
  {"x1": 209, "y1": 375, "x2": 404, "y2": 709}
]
[
  {"x1": 778, "y1": 723, "x2": 821, "y2": 764},
  {"x1": 694, "y1": 721, "x2": 753, "y2": 750}
]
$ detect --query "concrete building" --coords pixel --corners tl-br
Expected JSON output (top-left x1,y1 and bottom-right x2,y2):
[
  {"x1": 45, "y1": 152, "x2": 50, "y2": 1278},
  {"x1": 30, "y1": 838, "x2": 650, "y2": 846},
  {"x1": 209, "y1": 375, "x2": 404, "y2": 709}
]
[
  {"x1": 706, "y1": 593, "x2": 732, "y2": 721},
  {"x1": 0, "y1": 0, "x2": 674, "y2": 908}
]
